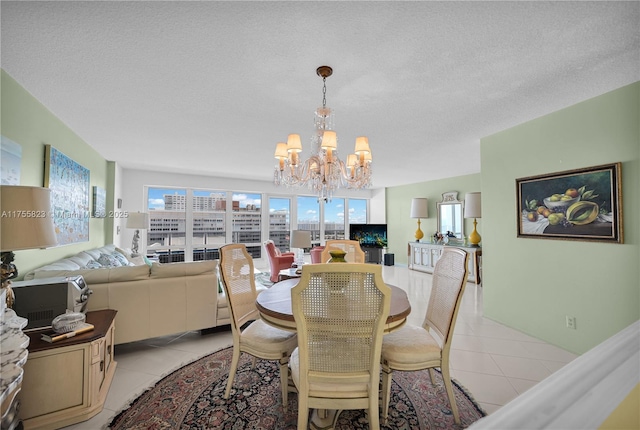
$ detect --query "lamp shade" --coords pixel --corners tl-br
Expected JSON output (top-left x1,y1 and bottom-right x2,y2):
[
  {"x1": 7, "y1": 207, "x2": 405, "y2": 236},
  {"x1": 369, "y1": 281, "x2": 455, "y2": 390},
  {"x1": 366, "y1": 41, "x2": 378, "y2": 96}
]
[
  {"x1": 320, "y1": 131, "x2": 337, "y2": 150},
  {"x1": 410, "y1": 198, "x2": 429, "y2": 219},
  {"x1": 464, "y1": 192, "x2": 482, "y2": 218},
  {"x1": 126, "y1": 212, "x2": 149, "y2": 229},
  {"x1": 354, "y1": 136, "x2": 370, "y2": 155},
  {"x1": 274, "y1": 142, "x2": 288, "y2": 159},
  {"x1": 286, "y1": 134, "x2": 302, "y2": 153},
  {"x1": 0, "y1": 186, "x2": 58, "y2": 251},
  {"x1": 290, "y1": 230, "x2": 311, "y2": 249}
]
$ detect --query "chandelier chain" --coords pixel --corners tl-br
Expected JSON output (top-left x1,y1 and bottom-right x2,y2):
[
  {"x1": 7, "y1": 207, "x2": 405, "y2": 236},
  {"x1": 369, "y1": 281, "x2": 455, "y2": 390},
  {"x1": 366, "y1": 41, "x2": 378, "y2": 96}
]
[{"x1": 322, "y1": 77, "x2": 327, "y2": 109}]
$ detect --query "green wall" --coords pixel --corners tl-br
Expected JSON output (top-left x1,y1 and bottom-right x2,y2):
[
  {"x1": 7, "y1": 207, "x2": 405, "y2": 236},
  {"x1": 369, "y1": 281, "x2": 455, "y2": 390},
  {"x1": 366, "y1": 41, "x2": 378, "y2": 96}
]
[
  {"x1": 387, "y1": 82, "x2": 639, "y2": 354},
  {"x1": 386, "y1": 173, "x2": 482, "y2": 264},
  {"x1": 480, "y1": 82, "x2": 639, "y2": 354},
  {"x1": 1, "y1": 70, "x2": 112, "y2": 276}
]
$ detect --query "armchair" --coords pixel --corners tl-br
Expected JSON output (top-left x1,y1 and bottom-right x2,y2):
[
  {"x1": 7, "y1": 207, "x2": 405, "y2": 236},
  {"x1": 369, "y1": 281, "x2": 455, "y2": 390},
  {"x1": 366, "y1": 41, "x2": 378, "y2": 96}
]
[{"x1": 263, "y1": 240, "x2": 295, "y2": 282}]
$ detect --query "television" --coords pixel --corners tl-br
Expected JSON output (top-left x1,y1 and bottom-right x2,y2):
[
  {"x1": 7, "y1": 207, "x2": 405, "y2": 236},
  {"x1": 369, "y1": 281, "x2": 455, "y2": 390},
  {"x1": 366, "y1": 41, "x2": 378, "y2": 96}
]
[{"x1": 349, "y1": 224, "x2": 388, "y2": 248}]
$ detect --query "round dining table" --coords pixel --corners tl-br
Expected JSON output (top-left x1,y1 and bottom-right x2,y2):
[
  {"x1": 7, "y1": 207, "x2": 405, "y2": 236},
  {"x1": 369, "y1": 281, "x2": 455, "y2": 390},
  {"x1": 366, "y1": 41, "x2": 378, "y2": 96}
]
[{"x1": 256, "y1": 277, "x2": 412, "y2": 333}]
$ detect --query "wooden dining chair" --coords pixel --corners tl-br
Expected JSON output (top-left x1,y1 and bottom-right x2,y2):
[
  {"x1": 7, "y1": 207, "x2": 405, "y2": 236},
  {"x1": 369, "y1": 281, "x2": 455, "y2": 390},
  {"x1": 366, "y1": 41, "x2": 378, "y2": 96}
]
[
  {"x1": 218, "y1": 243, "x2": 298, "y2": 411},
  {"x1": 320, "y1": 239, "x2": 366, "y2": 263},
  {"x1": 290, "y1": 263, "x2": 391, "y2": 429},
  {"x1": 380, "y1": 246, "x2": 469, "y2": 424}
]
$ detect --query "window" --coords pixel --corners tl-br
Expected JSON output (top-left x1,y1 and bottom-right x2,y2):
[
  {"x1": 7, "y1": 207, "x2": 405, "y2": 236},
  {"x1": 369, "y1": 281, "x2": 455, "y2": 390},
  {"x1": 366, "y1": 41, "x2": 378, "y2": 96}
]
[
  {"x1": 297, "y1": 196, "x2": 320, "y2": 246},
  {"x1": 144, "y1": 186, "x2": 370, "y2": 261},
  {"x1": 348, "y1": 199, "x2": 367, "y2": 225},
  {"x1": 192, "y1": 189, "x2": 226, "y2": 260},
  {"x1": 268, "y1": 197, "x2": 291, "y2": 252},
  {"x1": 324, "y1": 198, "x2": 345, "y2": 240},
  {"x1": 232, "y1": 192, "x2": 262, "y2": 258},
  {"x1": 147, "y1": 188, "x2": 187, "y2": 262}
]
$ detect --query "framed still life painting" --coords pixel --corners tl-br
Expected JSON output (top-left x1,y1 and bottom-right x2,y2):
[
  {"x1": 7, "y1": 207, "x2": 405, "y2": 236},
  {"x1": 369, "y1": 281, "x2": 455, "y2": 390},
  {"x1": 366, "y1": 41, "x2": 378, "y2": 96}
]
[
  {"x1": 45, "y1": 145, "x2": 90, "y2": 245},
  {"x1": 516, "y1": 163, "x2": 622, "y2": 243}
]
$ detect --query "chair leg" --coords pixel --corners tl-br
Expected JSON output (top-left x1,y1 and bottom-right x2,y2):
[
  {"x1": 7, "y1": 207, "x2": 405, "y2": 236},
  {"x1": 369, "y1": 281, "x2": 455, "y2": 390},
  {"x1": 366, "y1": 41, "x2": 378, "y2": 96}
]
[
  {"x1": 441, "y1": 366, "x2": 460, "y2": 424},
  {"x1": 380, "y1": 363, "x2": 393, "y2": 424},
  {"x1": 224, "y1": 348, "x2": 241, "y2": 399},
  {"x1": 428, "y1": 368, "x2": 436, "y2": 384},
  {"x1": 250, "y1": 355, "x2": 257, "y2": 369},
  {"x1": 297, "y1": 395, "x2": 309, "y2": 430},
  {"x1": 279, "y1": 357, "x2": 289, "y2": 412},
  {"x1": 368, "y1": 393, "x2": 381, "y2": 430}
]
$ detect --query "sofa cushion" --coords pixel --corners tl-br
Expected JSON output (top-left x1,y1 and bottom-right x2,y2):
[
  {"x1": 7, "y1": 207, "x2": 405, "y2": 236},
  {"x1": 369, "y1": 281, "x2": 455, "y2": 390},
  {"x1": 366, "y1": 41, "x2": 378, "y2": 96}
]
[
  {"x1": 84, "y1": 244, "x2": 116, "y2": 260},
  {"x1": 32, "y1": 264, "x2": 150, "y2": 284},
  {"x1": 150, "y1": 260, "x2": 217, "y2": 279},
  {"x1": 105, "y1": 264, "x2": 150, "y2": 282},
  {"x1": 35, "y1": 258, "x2": 83, "y2": 272},
  {"x1": 67, "y1": 252, "x2": 96, "y2": 268}
]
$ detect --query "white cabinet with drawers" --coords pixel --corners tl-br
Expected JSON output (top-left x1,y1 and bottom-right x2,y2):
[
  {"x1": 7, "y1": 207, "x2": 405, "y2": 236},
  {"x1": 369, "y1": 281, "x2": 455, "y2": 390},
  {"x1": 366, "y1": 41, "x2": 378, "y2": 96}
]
[{"x1": 408, "y1": 242, "x2": 482, "y2": 284}]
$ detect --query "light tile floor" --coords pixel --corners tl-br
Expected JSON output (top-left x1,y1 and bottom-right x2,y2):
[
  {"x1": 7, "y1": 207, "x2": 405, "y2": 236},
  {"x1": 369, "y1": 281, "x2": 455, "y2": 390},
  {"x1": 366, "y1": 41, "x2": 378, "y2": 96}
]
[{"x1": 63, "y1": 263, "x2": 578, "y2": 429}]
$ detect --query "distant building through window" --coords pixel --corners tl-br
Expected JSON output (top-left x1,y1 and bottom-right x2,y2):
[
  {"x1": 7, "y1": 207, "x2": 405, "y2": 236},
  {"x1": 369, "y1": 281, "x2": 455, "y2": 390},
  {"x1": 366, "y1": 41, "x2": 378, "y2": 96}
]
[{"x1": 145, "y1": 187, "x2": 368, "y2": 262}]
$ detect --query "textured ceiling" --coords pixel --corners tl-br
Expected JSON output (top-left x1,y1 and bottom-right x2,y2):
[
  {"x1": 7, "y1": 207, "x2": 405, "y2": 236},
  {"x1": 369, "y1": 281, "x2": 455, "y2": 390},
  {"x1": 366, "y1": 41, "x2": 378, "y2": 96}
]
[{"x1": 1, "y1": 1, "x2": 639, "y2": 189}]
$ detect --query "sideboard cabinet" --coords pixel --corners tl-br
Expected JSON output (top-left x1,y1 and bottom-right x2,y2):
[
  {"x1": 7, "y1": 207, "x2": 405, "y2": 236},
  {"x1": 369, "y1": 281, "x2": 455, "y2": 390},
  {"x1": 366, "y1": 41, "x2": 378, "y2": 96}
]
[
  {"x1": 18, "y1": 310, "x2": 117, "y2": 430},
  {"x1": 408, "y1": 242, "x2": 481, "y2": 284}
]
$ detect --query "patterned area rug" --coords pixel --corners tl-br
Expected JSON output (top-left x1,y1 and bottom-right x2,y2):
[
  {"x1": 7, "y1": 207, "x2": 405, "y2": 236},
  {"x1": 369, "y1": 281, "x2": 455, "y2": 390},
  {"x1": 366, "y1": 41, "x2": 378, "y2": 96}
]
[{"x1": 108, "y1": 347, "x2": 485, "y2": 429}]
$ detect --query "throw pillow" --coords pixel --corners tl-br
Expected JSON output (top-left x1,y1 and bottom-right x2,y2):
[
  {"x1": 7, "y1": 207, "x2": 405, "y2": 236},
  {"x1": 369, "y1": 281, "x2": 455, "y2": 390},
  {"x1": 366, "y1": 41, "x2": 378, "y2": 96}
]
[
  {"x1": 111, "y1": 251, "x2": 130, "y2": 267},
  {"x1": 84, "y1": 260, "x2": 102, "y2": 269},
  {"x1": 97, "y1": 253, "x2": 121, "y2": 268}
]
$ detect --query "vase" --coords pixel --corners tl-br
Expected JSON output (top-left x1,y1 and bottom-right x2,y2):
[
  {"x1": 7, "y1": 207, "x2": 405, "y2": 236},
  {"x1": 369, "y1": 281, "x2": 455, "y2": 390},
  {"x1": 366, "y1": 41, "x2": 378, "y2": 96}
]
[{"x1": 328, "y1": 250, "x2": 347, "y2": 263}]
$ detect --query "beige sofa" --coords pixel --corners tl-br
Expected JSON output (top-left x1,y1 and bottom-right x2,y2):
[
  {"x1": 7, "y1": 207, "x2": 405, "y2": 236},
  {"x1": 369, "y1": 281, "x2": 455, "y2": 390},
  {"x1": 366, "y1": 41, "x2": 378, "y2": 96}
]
[{"x1": 24, "y1": 245, "x2": 231, "y2": 345}]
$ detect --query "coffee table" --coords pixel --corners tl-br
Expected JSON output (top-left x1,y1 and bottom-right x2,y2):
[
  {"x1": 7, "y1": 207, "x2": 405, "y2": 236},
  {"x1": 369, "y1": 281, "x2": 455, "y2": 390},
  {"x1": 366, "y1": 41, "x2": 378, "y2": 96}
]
[{"x1": 277, "y1": 267, "x2": 302, "y2": 282}]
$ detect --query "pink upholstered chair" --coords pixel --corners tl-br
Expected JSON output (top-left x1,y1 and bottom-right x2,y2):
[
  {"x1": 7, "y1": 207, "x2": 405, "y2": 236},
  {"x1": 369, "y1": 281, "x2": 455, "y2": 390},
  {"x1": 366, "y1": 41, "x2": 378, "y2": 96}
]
[
  {"x1": 310, "y1": 246, "x2": 325, "y2": 264},
  {"x1": 263, "y1": 240, "x2": 295, "y2": 282}
]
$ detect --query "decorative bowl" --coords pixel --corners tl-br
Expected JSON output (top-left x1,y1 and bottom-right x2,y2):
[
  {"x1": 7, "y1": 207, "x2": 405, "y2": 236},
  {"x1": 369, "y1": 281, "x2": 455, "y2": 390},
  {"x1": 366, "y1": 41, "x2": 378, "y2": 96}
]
[{"x1": 543, "y1": 196, "x2": 579, "y2": 210}]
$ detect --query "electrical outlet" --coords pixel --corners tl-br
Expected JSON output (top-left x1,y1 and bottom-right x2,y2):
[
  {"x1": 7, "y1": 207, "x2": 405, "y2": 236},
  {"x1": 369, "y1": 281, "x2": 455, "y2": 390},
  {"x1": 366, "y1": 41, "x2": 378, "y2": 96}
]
[{"x1": 566, "y1": 315, "x2": 577, "y2": 330}]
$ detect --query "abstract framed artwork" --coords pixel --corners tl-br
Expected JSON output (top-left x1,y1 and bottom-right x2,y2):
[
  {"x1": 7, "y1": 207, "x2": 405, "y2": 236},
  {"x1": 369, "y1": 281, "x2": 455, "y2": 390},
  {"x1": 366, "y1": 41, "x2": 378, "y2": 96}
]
[
  {"x1": 93, "y1": 186, "x2": 106, "y2": 218},
  {"x1": 44, "y1": 145, "x2": 90, "y2": 245},
  {"x1": 516, "y1": 163, "x2": 622, "y2": 243}
]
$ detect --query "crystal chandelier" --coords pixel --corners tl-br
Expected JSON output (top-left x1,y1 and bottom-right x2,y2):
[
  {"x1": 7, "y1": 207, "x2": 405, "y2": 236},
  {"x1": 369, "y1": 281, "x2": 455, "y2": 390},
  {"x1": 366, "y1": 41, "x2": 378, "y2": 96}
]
[{"x1": 273, "y1": 66, "x2": 373, "y2": 202}]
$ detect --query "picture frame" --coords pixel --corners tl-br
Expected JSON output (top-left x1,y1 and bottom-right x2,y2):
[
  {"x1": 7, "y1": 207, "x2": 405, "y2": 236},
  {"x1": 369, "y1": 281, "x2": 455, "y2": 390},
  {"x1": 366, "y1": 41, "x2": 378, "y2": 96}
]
[
  {"x1": 45, "y1": 145, "x2": 90, "y2": 245},
  {"x1": 516, "y1": 163, "x2": 622, "y2": 243},
  {"x1": 93, "y1": 186, "x2": 106, "y2": 218}
]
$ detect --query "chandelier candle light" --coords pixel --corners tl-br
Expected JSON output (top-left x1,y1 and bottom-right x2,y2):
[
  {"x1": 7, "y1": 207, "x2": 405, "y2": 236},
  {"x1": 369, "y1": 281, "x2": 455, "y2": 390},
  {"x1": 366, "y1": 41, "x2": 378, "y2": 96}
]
[
  {"x1": 273, "y1": 66, "x2": 373, "y2": 202},
  {"x1": 410, "y1": 198, "x2": 429, "y2": 242}
]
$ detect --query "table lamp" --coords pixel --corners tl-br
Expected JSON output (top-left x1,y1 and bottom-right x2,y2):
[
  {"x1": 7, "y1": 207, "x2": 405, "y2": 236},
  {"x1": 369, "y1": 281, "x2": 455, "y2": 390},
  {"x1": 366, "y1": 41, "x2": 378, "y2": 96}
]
[
  {"x1": 410, "y1": 198, "x2": 429, "y2": 242},
  {"x1": 126, "y1": 212, "x2": 149, "y2": 256},
  {"x1": 464, "y1": 192, "x2": 482, "y2": 246},
  {"x1": 290, "y1": 230, "x2": 311, "y2": 267},
  {"x1": 1, "y1": 185, "x2": 58, "y2": 308}
]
